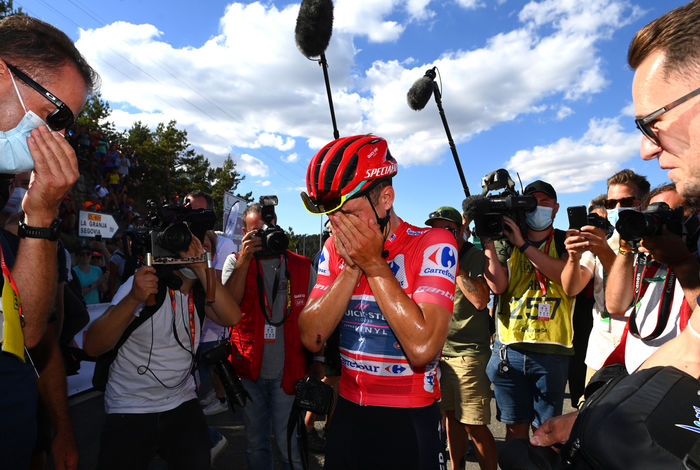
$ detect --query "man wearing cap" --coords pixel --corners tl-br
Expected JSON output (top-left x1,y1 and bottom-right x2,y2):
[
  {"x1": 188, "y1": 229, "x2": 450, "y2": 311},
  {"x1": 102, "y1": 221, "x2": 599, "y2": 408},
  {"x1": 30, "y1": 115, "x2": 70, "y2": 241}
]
[
  {"x1": 426, "y1": 206, "x2": 497, "y2": 470},
  {"x1": 483, "y1": 180, "x2": 580, "y2": 441}
]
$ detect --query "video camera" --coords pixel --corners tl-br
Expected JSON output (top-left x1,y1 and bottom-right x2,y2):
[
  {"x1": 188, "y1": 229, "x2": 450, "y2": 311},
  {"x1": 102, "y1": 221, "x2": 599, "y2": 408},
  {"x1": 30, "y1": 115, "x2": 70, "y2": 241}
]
[
  {"x1": 144, "y1": 199, "x2": 217, "y2": 259},
  {"x1": 616, "y1": 202, "x2": 684, "y2": 246},
  {"x1": 254, "y1": 195, "x2": 289, "y2": 258},
  {"x1": 467, "y1": 169, "x2": 537, "y2": 240}
]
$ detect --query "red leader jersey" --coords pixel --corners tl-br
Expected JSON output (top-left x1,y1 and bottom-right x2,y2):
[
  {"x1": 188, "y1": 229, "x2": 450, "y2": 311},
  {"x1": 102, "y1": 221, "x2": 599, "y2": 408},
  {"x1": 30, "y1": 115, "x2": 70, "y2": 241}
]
[{"x1": 310, "y1": 220, "x2": 457, "y2": 407}]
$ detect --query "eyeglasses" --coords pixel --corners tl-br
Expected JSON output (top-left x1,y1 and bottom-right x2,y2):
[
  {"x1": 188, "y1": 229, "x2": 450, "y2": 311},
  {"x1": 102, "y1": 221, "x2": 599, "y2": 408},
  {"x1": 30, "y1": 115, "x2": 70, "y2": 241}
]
[
  {"x1": 6, "y1": 63, "x2": 75, "y2": 131},
  {"x1": 603, "y1": 197, "x2": 637, "y2": 209},
  {"x1": 301, "y1": 183, "x2": 367, "y2": 215},
  {"x1": 635, "y1": 86, "x2": 700, "y2": 147}
]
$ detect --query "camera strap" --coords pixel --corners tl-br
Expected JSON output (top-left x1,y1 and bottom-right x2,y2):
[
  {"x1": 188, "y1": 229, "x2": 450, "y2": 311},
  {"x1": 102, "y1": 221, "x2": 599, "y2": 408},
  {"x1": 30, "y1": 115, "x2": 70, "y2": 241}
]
[
  {"x1": 628, "y1": 255, "x2": 676, "y2": 341},
  {"x1": 169, "y1": 288, "x2": 196, "y2": 351},
  {"x1": 256, "y1": 254, "x2": 292, "y2": 327}
]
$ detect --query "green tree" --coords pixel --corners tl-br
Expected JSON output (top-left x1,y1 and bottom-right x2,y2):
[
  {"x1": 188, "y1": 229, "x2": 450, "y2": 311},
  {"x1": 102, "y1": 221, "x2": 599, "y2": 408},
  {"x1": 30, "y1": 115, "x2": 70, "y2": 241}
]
[
  {"x1": 74, "y1": 93, "x2": 117, "y2": 140},
  {"x1": 0, "y1": 0, "x2": 24, "y2": 17}
]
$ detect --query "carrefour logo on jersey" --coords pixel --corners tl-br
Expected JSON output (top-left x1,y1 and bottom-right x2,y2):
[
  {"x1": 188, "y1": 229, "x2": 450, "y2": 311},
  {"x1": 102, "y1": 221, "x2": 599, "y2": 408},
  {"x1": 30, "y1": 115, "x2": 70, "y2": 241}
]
[
  {"x1": 317, "y1": 247, "x2": 330, "y2": 276},
  {"x1": 420, "y1": 244, "x2": 457, "y2": 281},
  {"x1": 387, "y1": 254, "x2": 407, "y2": 288}
]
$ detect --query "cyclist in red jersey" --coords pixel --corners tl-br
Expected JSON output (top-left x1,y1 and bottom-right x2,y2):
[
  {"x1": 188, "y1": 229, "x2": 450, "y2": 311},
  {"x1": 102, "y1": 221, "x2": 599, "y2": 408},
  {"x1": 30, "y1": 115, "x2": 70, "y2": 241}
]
[{"x1": 299, "y1": 135, "x2": 457, "y2": 470}]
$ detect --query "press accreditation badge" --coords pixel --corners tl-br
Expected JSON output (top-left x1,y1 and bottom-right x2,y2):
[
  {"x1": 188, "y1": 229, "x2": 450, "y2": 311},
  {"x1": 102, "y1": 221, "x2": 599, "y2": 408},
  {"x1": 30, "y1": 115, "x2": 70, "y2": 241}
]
[
  {"x1": 537, "y1": 303, "x2": 551, "y2": 321},
  {"x1": 264, "y1": 323, "x2": 276, "y2": 342}
]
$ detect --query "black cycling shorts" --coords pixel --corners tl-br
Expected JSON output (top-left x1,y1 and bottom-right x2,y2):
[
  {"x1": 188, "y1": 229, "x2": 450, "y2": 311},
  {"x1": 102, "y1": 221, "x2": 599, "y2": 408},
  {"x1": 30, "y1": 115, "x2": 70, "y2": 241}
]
[{"x1": 324, "y1": 396, "x2": 446, "y2": 470}]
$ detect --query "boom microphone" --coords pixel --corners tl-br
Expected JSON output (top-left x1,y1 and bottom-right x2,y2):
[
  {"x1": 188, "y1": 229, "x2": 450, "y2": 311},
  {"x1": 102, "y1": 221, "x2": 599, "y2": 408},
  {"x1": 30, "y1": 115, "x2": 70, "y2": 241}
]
[
  {"x1": 295, "y1": 0, "x2": 334, "y2": 59},
  {"x1": 407, "y1": 67, "x2": 437, "y2": 111}
]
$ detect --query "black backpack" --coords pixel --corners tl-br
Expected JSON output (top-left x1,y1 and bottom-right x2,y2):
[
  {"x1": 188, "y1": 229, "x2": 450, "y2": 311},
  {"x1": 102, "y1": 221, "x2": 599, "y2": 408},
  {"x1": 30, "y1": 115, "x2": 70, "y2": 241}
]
[
  {"x1": 499, "y1": 365, "x2": 700, "y2": 470},
  {"x1": 91, "y1": 281, "x2": 207, "y2": 391}
]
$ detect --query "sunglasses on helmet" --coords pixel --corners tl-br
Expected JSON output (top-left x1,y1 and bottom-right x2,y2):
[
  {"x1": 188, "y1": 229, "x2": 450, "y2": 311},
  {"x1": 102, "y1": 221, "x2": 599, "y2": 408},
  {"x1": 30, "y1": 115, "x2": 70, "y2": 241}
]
[{"x1": 6, "y1": 63, "x2": 75, "y2": 131}]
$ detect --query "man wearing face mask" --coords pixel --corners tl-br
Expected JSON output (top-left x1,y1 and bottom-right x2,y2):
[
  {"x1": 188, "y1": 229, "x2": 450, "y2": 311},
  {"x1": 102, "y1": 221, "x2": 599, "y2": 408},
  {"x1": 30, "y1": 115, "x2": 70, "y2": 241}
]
[
  {"x1": 426, "y1": 206, "x2": 497, "y2": 470},
  {"x1": 483, "y1": 180, "x2": 581, "y2": 441},
  {"x1": 0, "y1": 15, "x2": 98, "y2": 469},
  {"x1": 561, "y1": 169, "x2": 649, "y2": 385}
]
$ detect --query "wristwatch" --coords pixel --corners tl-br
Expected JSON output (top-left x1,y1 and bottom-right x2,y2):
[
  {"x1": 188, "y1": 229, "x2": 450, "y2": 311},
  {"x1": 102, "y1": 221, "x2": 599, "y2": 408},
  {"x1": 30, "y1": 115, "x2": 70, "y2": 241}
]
[
  {"x1": 18, "y1": 218, "x2": 61, "y2": 241},
  {"x1": 519, "y1": 240, "x2": 532, "y2": 252}
]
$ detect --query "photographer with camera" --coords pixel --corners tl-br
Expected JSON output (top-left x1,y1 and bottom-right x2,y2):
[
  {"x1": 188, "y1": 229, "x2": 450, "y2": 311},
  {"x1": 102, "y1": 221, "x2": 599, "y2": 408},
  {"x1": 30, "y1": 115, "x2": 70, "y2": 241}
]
[
  {"x1": 83, "y1": 229, "x2": 241, "y2": 470},
  {"x1": 561, "y1": 169, "x2": 649, "y2": 384},
  {"x1": 483, "y1": 180, "x2": 580, "y2": 442},
  {"x1": 602, "y1": 183, "x2": 700, "y2": 372},
  {"x1": 298, "y1": 135, "x2": 456, "y2": 470},
  {"x1": 222, "y1": 197, "x2": 314, "y2": 470}
]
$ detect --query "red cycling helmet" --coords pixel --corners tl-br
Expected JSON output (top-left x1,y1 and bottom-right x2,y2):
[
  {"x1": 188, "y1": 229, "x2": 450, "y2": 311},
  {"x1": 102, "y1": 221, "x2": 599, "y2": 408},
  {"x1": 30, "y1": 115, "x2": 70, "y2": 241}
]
[{"x1": 301, "y1": 134, "x2": 398, "y2": 214}]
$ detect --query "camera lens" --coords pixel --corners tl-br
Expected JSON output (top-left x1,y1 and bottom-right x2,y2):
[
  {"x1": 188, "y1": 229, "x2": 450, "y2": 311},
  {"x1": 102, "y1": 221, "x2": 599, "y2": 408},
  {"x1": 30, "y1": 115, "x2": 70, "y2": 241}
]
[{"x1": 156, "y1": 222, "x2": 192, "y2": 253}]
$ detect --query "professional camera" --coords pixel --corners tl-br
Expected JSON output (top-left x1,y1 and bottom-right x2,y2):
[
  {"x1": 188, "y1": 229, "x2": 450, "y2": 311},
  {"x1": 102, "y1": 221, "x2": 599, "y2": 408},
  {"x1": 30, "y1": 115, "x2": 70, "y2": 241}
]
[
  {"x1": 587, "y1": 212, "x2": 615, "y2": 239},
  {"x1": 294, "y1": 376, "x2": 335, "y2": 415},
  {"x1": 467, "y1": 169, "x2": 537, "y2": 240},
  {"x1": 144, "y1": 200, "x2": 216, "y2": 258},
  {"x1": 616, "y1": 202, "x2": 684, "y2": 245},
  {"x1": 254, "y1": 195, "x2": 289, "y2": 258},
  {"x1": 200, "y1": 339, "x2": 249, "y2": 410}
]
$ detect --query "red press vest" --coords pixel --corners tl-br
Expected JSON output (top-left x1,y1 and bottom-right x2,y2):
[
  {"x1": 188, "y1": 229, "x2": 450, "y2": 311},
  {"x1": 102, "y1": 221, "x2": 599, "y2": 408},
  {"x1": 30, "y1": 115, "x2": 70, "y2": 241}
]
[{"x1": 228, "y1": 250, "x2": 311, "y2": 395}]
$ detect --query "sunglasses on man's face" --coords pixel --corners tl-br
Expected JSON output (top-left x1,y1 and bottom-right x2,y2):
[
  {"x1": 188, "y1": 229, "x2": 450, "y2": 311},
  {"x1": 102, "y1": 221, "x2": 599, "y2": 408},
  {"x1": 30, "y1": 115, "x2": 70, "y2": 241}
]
[
  {"x1": 6, "y1": 63, "x2": 75, "y2": 131},
  {"x1": 603, "y1": 197, "x2": 637, "y2": 210},
  {"x1": 635, "y1": 86, "x2": 700, "y2": 147}
]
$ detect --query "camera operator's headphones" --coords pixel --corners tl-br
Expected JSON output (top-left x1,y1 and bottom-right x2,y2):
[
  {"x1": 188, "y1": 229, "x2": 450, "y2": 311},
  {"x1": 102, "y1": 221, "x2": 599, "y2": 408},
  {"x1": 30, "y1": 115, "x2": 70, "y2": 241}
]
[{"x1": 301, "y1": 134, "x2": 398, "y2": 215}]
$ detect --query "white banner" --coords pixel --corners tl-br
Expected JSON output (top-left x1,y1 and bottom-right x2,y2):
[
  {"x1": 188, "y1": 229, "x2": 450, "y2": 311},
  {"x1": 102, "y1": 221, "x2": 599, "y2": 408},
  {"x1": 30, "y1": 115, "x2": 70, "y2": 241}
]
[{"x1": 223, "y1": 193, "x2": 247, "y2": 251}]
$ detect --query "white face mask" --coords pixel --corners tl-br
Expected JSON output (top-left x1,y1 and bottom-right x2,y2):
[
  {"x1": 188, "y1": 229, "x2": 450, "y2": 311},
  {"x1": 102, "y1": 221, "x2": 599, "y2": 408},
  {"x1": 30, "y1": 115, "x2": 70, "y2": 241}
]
[
  {"x1": 526, "y1": 206, "x2": 554, "y2": 231},
  {"x1": 0, "y1": 71, "x2": 45, "y2": 174},
  {"x1": 179, "y1": 267, "x2": 198, "y2": 279}
]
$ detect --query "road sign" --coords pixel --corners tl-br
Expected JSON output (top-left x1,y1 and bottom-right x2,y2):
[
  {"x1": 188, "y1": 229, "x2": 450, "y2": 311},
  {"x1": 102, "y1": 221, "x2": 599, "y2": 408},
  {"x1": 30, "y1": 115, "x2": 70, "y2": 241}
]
[{"x1": 78, "y1": 211, "x2": 119, "y2": 239}]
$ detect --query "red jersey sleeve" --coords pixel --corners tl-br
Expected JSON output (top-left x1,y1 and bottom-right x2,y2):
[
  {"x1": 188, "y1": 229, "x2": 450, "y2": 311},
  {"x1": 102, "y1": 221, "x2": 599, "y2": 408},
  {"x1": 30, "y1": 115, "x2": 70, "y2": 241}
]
[{"x1": 410, "y1": 228, "x2": 458, "y2": 311}]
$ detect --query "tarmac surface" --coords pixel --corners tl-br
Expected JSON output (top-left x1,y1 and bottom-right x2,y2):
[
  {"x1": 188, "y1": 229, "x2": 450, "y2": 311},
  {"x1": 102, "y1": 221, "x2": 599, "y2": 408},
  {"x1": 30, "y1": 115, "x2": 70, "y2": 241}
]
[{"x1": 68, "y1": 387, "x2": 576, "y2": 470}]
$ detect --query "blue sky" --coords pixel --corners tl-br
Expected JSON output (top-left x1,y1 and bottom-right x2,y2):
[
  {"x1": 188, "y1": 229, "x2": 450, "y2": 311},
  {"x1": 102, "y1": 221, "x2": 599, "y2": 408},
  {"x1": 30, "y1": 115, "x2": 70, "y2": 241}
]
[{"x1": 20, "y1": 0, "x2": 687, "y2": 235}]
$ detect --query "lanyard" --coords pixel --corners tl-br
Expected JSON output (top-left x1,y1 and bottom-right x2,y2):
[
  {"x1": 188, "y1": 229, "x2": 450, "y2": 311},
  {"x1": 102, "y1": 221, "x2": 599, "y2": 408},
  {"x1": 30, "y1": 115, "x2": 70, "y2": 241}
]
[
  {"x1": 629, "y1": 255, "x2": 676, "y2": 341},
  {"x1": 256, "y1": 255, "x2": 292, "y2": 326},
  {"x1": 532, "y1": 232, "x2": 553, "y2": 296},
  {"x1": 169, "y1": 288, "x2": 196, "y2": 348},
  {"x1": 0, "y1": 246, "x2": 22, "y2": 326}
]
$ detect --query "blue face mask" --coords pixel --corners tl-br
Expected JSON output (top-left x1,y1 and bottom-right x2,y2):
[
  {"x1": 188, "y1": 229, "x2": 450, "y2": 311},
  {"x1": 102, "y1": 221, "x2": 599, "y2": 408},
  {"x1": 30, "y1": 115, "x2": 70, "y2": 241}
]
[
  {"x1": 0, "y1": 71, "x2": 45, "y2": 174},
  {"x1": 606, "y1": 207, "x2": 635, "y2": 228},
  {"x1": 526, "y1": 206, "x2": 554, "y2": 231}
]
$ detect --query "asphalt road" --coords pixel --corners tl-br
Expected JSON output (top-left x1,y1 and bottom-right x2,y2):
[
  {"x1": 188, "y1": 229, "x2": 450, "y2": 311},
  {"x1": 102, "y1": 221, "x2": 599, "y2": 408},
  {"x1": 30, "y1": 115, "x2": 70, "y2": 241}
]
[{"x1": 69, "y1": 388, "x2": 576, "y2": 470}]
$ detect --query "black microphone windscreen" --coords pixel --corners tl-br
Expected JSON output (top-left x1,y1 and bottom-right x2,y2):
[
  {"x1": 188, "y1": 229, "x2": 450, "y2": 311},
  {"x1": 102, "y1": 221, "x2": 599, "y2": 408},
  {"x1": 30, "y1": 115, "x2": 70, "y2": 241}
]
[
  {"x1": 462, "y1": 195, "x2": 486, "y2": 221},
  {"x1": 407, "y1": 76, "x2": 435, "y2": 111},
  {"x1": 295, "y1": 0, "x2": 334, "y2": 59}
]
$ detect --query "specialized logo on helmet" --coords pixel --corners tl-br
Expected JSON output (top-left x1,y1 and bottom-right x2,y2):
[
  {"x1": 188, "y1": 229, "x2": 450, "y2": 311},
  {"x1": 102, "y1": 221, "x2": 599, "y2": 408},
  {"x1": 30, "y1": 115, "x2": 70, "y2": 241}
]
[
  {"x1": 420, "y1": 243, "x2": 457, "y2": 281},
  {"x1": 387, "y1": 254, "x2": 407, "y2": 288},
  {"x1": 364, "y1": 162, "x2": 398, "y2": 179}
]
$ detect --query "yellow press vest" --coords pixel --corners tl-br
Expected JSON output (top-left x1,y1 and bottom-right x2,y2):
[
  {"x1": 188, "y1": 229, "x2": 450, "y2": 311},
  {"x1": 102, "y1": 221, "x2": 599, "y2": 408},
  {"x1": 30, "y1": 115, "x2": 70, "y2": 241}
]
[{"x1": 497, "y1": 235, "x2": 575, "y2": 348}]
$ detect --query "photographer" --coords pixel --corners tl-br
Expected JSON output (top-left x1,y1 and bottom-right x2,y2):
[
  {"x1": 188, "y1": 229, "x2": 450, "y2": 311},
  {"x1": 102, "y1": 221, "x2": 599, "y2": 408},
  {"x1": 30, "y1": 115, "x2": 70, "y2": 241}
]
[
  {"x1": 483, "y1": 180, "x2": 581, "y2": 441},
  {"x1": 561, "y1": 169, "x2": 649, "y2": 384},
  {"x1": 83, "y1": 233, "x2": 241, "y2": 470},
  {"x1": 222, "y1": 199, "x2": 314, "y2": 470},
  {"x1": 603, "y1": 183, "x2": 700, "y2": 372}
]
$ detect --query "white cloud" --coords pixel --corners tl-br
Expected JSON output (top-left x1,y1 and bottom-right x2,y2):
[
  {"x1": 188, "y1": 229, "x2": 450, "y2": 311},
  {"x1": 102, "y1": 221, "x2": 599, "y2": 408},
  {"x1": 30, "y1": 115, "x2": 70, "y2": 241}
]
[
  {"x1": 505, "y1": 117, "x2": 640, "y2": 193},
  {"x1": 334, "y1": 0, "x2": 405, "y2": 43},
  {"x1": 556, "y1": 106, "x2": 574, "y2": 120},
  {"x1": 75, "y1": 0, "x2": 642, "y2": 178},
  {"x1": 454, "y1": 0, "x2": 484, "y2": 9},
  {"x1": 281, "y1": 152, "x2": 299, "y2": 163},
  {"x1": 257, "y1": 180, "x2": 271, "y2": 187},
  {"x1": 237, "y1": 153, "x2": 269, "y2": 177}
]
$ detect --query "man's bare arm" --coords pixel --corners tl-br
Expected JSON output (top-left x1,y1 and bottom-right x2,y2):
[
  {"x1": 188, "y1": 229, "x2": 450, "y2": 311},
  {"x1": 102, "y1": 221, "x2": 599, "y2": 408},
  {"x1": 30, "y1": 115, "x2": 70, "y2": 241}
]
[
  {"x1": 18, "y1": 126, "x2": 80, "y2": 347},
  {"x1": 457, "y1": 273, "x2": 490, "y2": 310}
]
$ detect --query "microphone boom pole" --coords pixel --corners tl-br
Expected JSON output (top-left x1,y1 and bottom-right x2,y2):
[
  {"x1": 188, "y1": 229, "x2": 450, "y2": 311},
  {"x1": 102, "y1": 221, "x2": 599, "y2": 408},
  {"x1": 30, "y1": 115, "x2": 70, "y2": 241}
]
[
  {"x1": 431, "y1": 81, "x2": 470, "y2": 198},
  {"x1": 319, "y1": 52, "x2": 339, "y2": 140}
]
